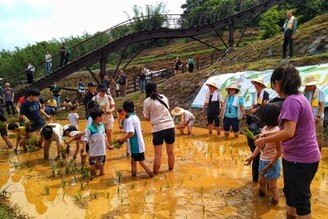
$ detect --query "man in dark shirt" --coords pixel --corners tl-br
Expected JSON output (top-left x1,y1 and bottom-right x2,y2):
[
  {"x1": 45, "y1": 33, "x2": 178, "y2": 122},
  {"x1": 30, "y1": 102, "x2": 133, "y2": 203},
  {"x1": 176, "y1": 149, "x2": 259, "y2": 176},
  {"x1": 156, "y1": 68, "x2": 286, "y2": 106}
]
[
  {"x1": 49, "y1": 82, "x2": 61, "y2": 110},
  {"x1": 83, "y1": 82, "x2": 97, "y2": 119}
]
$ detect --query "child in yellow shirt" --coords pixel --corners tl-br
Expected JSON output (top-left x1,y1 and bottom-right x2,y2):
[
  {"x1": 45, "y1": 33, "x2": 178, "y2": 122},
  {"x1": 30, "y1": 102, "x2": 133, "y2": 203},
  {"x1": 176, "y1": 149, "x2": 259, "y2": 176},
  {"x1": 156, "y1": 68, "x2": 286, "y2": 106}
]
[{"x1": 8, "y1": 122, "x2": 28, "y2": 153}]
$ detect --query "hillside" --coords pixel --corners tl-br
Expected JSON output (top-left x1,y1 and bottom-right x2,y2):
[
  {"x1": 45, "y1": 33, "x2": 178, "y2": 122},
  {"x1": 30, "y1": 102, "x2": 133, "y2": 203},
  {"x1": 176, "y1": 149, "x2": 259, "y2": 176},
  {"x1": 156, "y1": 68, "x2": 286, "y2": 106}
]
[
  {"x1": 112, "y1": 13, "x2": 328, "y2": 127},
  {"x1": 57, "y1": 13, "x2": 328, "y2": 128}
]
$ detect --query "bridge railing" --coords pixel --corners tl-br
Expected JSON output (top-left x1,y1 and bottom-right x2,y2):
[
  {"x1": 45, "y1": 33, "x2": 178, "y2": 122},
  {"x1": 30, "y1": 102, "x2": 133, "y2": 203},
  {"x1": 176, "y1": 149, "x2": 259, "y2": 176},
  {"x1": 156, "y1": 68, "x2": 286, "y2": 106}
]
[{"x1": 5, "y1": 0, "x2": 265, "y2": 86}]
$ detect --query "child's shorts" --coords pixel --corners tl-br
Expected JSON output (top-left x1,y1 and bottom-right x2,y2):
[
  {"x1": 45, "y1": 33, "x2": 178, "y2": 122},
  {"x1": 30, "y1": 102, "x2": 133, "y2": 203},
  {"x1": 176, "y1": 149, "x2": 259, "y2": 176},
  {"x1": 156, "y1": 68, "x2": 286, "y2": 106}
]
[
  {"x1": 89, "y1": 155, "x2": 106, "y2": 166},
  {"x1": 131, "y1": 152, "x2": 145, "y2": 161},
  {"x1": 259, "y1": 159, "x2": 280, "y2": 180}
]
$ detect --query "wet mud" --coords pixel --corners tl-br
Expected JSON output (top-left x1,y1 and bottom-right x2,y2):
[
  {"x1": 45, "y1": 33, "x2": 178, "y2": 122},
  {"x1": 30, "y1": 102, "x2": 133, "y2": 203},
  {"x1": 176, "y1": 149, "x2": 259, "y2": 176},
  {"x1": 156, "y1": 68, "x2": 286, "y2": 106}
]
[{"x1": 0, "y1": 120, "x2": 327, "y2": 219}]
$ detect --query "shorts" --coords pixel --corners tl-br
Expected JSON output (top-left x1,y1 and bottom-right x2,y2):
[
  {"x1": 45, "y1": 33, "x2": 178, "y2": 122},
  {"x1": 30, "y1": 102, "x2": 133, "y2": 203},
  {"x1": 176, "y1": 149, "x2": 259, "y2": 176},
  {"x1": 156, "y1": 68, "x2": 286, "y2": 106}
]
[
  {"x1": 282, "y1": 158, "x2": 319, "y2": 216},
  {"x1": 223, "y1": 117, "x2": 239, "y2": 132},
  {"x1": 207, "y1": 113, "x2": 220, "y2": 127},
  {"x1": 0, "y1": 127, "x2": 7, "y2": 137},
  {"x1": 131, "y1": 152, "x2": 145, "y2": 161},
  {"x1": 104, "y1": 121, "x2": 114, "y2": 130},
  {"x1": 89, "y1": 155, "x2": 106, "y2": 166},
  {"x1": 187, "y1": 118, "x2": 195, "y2": 128},
  {"x1": 259, "y1": 159, "x2": 280, "y2": 179},
  {"x1": 152, "y1": 128, "x2": 175, "y2": 146}
]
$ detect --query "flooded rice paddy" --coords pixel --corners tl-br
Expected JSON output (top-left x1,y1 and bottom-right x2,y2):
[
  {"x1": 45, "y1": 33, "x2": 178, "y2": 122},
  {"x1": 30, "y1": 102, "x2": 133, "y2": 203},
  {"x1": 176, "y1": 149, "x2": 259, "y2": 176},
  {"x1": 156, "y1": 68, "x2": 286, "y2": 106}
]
[{"x1": 0, "y1": 120, "x2": 328, "y2": 219}]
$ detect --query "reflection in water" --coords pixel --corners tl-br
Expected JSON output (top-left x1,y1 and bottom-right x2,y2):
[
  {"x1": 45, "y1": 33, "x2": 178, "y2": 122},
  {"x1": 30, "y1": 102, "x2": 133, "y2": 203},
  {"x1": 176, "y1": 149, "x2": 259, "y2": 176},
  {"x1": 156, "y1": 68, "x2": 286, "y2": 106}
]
[{"x1": 0, "y1": 120, "x2": 327, "y2": 218}]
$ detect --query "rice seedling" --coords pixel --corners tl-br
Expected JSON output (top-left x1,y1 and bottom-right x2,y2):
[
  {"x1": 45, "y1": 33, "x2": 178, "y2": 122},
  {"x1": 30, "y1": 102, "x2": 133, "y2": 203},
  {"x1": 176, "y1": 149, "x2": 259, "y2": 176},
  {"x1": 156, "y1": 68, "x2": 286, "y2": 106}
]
[
  {"x1": 200, "y1": 186, "x2": 204, "y2": 196},
  {"x1": 73, "y1": 192, "x2": 82, "y2": 201},
  {"x1": 41, "y1": 185, "x2": 50, "y2": 195},
  {"x1": 105, "y1": 179, "x2": 112, "y2": 187},
  {"x1": 121, "y1": 197, "x2": 124, "y2": 203},
  {"x1": 203, "y1": 205, "x2": 205, "y2": 215},
  {"x1": 130, "y1": 183, "x2": 135, "y2": 190},
  {"x1": 91, "y1": 190, "x2": 98, "y2": 199},
  {"x1": 62, "y1": 192, "x2": 66, "y2": 200},
  {"x1": 117, "y1": 186, "x2": 120, "y2": 194},
  {"x1": 80, "y1": 182, "x2": 84, "y2": 190},
  {"x1": 107, "y1": 192, "x2": 110, "y2": 199},
  {"x1": 144, "y1": 180, "x2": 147, "y2": 186},
  {"x1": 61, "y1": 179, "x2": 67, "y2": 188},
  {"x1": 146, "y1": 190, "x2": 150, "y2": 196},
  {"x1": 144, "y1": 196, "x2": 147, "y2": 204}
]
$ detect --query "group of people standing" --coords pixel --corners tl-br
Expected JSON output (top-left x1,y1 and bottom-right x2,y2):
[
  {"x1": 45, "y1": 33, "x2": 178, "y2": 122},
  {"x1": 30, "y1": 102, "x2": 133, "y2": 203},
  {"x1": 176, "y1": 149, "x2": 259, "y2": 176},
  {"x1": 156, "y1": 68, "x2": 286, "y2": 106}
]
[
  {"x1": 198, "y1": 64, "x2": 323, "y2": 218},
  {"x1": 174, "y1": 56, "x2": 195, "y2": 75}
]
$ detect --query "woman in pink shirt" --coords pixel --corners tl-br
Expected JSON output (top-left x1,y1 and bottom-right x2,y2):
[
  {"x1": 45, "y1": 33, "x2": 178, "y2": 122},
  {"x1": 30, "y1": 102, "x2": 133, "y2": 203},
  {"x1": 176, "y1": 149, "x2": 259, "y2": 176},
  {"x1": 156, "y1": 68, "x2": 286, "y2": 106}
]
[{"x1": 255, "y1": 66, "x2": 320, "y2": 219}]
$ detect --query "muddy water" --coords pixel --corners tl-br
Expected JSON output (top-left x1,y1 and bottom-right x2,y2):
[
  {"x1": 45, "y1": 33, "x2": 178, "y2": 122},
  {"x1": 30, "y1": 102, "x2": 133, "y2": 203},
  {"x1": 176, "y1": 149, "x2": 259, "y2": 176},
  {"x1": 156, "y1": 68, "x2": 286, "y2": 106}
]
[{"x1": 0, "y1": 120, "x2": 327, "y2": 219}]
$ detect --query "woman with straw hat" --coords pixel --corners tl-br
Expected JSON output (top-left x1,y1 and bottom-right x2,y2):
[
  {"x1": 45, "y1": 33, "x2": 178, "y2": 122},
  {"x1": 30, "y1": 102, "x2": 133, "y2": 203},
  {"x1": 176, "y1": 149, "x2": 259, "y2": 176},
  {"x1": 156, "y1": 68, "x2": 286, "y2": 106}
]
[
  {"x1": 247, "y1": 78, "x2": 269, "y2": 182},
  {"x1": 171, "y1": 106, "x2": 195, "y2": 135},
  {"x1": 201, "y1": 80, "x2": 223, "y2": 135},
  {"x1": 219, "y1": 83, "x2": 246, "y2": 138},
  {"x1": 249, "y1": 78, "x2": 269, "y2": 114},
  {"x1": 303, "y1": 76, "x2": 326, "y2": 151}
]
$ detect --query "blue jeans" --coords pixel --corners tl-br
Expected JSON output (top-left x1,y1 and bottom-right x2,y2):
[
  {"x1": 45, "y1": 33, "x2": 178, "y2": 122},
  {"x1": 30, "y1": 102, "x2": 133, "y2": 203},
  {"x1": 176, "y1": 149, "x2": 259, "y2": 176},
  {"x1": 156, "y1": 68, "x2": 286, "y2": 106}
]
[
  {"x1": 53, "y1": 96, "x2": 61, "y2": 109},
  {"x1": 45, "y1": 62, "x2": 52, "y2": 74},
  {"x1": 139, "y1": 80, "x2": 146, "y2": 93}
]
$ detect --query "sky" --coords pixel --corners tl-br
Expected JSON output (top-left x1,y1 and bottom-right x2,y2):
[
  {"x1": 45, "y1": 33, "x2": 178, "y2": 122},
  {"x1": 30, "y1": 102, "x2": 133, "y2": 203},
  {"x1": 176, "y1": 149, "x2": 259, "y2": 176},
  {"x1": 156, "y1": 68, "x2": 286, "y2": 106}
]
[{"x1": 0, "y1": 0, "x2": 186, "y2": 51}]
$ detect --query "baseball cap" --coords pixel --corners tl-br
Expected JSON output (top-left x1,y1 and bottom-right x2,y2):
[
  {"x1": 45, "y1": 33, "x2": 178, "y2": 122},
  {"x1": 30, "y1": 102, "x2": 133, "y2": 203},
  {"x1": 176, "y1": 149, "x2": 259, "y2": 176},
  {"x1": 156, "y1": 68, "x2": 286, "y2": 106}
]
[
  {"x1": 97, "y1": 83, "x2": 107, "y2": 92},
  {"x1": 87, "y1": 82, "x2": 97, "y2": 87}
]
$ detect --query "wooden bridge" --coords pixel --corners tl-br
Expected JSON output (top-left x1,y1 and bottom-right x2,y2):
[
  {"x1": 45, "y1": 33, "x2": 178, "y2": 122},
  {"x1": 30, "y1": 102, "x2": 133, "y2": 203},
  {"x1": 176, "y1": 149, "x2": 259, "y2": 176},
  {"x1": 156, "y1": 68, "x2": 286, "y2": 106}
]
[{"x1": 6, "y1": 0, "x2": 292, "y2": 101}]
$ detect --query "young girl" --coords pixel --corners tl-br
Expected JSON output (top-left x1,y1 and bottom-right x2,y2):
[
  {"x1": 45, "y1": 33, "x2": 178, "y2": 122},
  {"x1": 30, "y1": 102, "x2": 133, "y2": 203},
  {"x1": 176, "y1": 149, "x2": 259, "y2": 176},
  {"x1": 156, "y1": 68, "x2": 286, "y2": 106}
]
[
  {"x1": 67, "y1": 106, "x2": 79, "y2": 129},
  {"x1": 245, "y1": 103, "x2": 282, "y2": 204}
]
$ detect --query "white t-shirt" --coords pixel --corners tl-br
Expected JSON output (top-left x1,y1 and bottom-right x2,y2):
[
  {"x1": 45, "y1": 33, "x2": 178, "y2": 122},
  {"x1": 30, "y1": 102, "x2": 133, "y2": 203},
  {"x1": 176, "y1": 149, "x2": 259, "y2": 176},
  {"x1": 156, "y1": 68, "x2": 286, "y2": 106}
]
[
  {"x1": 143, "y1": 95, "x2": 175, "y2": 133},
  {"x1": 67, "y1": 112, "x2": 79, "y2": 129},
  {"x1": 92, "y1": 94, "x2": 115, "y2": 123},
  {"x1": 43, "y1": 123, "x2": 63, "y2": 145},
  {"x1": 124, "y1": 113, "x2": 145, "y2": 154}
]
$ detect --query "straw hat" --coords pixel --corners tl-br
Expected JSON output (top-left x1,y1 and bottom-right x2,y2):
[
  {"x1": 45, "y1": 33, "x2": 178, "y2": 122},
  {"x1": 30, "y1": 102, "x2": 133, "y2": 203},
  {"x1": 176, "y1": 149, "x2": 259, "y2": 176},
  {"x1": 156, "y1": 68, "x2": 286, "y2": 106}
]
[
  {"x1": 225, "y1": 83, "x2": 240, "y2": 92},
  {"x1": 303, "y1": 76, "x2": 318, "y2": 86},
  {"x1": 251, "y1": 78, "x2": 266, "y2": 88},
  {"x1": 171, "y1": 107, "x2": 184, "y2": 116},
  {"x1": 205, "y1": 80, "x2": 218, "y2": 89}
]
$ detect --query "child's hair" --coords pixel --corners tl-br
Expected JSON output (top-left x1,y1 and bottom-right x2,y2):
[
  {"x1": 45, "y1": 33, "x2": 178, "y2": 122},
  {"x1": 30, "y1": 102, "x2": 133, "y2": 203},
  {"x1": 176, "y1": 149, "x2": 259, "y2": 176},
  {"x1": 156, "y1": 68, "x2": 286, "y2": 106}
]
[
  {"x1": 118, "y1": 108, "x2": 123, "y2": 113},
  {"x1": 70, "y1": 106, "x2": 77, "y2": 111},
  {"x1": 8, "y1": 122, "x2": 19, "y2": 131},
  {"x1": 41, "y1": 125, "x2": 53, "y2": 140},
  {"x1": 123, "y1": 100, "x2": 134, "y2": 113},
  {"x1": 28, "y1": 87, "x2": 41, "y2": 97},
  {"x1": 63, "y1": 125, "x2": 77, "y2": 136},
  {"x1": 87, "y1": 100, "x2": 99, "y2": 110},
  {"x1": 90, "y1": 107, "x2": 104, "y2": 121},
  {"x1": 258, "y1": 103, "x2": 280, "y2": 127}
]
